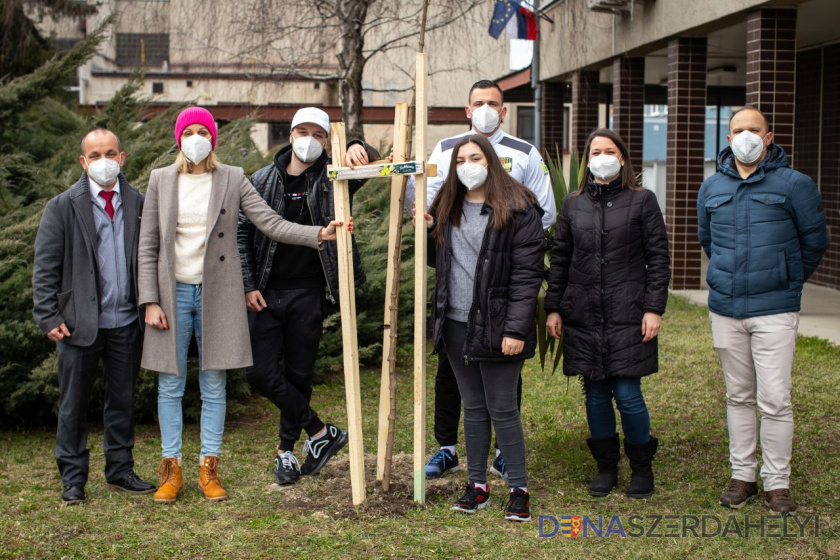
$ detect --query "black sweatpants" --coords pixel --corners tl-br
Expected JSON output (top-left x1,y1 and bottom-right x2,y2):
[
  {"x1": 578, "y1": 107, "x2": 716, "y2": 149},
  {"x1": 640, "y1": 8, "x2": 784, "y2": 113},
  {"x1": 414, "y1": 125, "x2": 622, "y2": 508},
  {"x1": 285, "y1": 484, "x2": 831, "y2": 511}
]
[
  {"x1": 55, "y1": 321, "x2": 141, "y2": 485},
  {"x1": 246, "y1": 286, "x2": 326, "y2": 451}
]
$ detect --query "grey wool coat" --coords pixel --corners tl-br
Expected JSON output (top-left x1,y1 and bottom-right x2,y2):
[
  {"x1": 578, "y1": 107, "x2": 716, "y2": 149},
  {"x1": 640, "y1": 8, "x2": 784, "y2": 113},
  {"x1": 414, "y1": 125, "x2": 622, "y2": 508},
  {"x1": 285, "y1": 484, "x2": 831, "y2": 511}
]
[
  {"x1": 33, "y1": 173, "x2": 143, "y2": 347},
  {"x1": 137, "y1": 163, "x2": 322, "y2": 374}
]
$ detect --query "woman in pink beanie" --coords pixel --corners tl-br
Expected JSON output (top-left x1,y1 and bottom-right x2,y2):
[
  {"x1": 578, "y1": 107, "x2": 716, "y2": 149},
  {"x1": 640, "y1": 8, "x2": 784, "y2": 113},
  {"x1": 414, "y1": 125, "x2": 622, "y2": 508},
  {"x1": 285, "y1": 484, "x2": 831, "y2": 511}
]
[{"x1": 137, "y1": 106, "x2": 351, "y2": 504}]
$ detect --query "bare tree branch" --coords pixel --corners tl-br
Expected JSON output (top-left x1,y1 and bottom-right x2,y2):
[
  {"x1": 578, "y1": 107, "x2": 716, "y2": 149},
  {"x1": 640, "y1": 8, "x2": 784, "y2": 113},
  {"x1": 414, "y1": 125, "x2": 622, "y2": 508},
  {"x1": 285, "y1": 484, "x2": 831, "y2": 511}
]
[{"x1": 160, "y1": 0, "x2": 486, "y2": 138}]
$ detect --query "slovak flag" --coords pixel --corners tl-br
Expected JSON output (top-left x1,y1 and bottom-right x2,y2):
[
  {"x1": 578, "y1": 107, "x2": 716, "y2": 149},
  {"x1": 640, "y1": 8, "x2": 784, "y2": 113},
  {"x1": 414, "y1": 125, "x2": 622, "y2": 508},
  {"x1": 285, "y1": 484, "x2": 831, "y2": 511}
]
[
  {"x1": 506, "y1": 5, "x2": 538, "y2": 41},
  {"x1": 489, "y1": 0, "x2": 521, "y2": 39}
]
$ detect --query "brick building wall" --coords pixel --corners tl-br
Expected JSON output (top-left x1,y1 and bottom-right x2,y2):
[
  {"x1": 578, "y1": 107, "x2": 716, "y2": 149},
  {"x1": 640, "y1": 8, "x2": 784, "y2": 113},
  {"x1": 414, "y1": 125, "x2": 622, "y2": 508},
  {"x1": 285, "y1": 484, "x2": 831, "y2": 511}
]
[
  {"x1": 571, "y1": 70, "x2": 600, "y2": 156},
  {"x1": 612, "y1": 57, "x2": 645, "y2": 172},
  {"x1": 745, "y1": 8, "x2": 797, "y2": 159},
  {"x1": 542, "y1": 81, "x2": 566, "y2": 154},
  {"x1": 794, "y1": 45, "x2": 838, "y2": 288},
  {"x1": 666, "y1": 37, "x2": 707, "y2": 289}
]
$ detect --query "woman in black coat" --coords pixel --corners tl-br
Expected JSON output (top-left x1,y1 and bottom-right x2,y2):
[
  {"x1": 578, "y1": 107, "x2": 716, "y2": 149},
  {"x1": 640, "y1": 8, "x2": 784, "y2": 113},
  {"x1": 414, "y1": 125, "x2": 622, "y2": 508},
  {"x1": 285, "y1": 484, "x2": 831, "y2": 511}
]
[
  {"x1": 545, "y1": 128, "x2": 670, "y2": 499},
  {"x1": 419, "y1": 134, "x2": 545, "y2": 522}
]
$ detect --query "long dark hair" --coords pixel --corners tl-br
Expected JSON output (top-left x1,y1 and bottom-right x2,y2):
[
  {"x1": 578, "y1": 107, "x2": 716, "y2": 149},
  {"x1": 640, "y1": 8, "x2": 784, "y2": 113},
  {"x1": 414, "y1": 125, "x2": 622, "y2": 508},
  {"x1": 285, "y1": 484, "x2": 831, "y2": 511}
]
[
  {"x1": 575, "y1": 128, "x2": 642, "y2": 196},
  {"x1": 429, "y1": 134, "x2": 537, "y2": 246}
]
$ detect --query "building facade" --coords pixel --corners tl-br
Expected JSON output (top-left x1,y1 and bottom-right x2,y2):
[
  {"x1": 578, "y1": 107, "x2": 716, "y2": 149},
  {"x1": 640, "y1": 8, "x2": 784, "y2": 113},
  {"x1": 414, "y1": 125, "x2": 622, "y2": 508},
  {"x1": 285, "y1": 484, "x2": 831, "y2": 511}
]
[
  {"x1": 41, "y1": 0, "x2": 513, "y2": 152},
  {"x1": 529, "y1": 0, "x2": 838, "y2": 289}
]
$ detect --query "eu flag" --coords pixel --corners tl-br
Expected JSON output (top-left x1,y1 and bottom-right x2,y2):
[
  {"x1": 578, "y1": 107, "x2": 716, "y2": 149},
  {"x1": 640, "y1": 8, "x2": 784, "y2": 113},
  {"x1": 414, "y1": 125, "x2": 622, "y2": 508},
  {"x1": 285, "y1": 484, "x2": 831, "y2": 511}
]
[{"x1": 489, "y1": 0, "x2": 521, "y2": 39}]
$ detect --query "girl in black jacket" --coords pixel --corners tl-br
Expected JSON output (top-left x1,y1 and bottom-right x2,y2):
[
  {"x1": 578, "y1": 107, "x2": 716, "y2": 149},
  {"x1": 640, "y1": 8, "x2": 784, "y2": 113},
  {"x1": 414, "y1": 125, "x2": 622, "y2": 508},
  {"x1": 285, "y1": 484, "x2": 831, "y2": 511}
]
[
  {"x1": 419, "y1": 134, "x2": 545, "y2": 522},
  {"x1": 545, "y1": 129, "x2": 670, "y2": 499}
]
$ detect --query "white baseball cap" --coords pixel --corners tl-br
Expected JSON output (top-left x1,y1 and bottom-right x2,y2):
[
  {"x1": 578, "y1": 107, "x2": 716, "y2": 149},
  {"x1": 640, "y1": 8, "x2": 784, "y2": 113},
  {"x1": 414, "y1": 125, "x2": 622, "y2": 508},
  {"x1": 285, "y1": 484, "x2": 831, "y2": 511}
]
[{"x1": 291, "y1": 107, "x2": 330, "y2": 135}]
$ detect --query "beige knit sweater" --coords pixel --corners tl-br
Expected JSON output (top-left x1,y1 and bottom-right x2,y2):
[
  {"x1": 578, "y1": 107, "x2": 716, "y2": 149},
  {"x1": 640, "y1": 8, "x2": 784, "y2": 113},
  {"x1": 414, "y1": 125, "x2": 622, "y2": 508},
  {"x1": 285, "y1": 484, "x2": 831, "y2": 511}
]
[{"x1": 174, "y1": 171, "x2": 212, "y2": 284}]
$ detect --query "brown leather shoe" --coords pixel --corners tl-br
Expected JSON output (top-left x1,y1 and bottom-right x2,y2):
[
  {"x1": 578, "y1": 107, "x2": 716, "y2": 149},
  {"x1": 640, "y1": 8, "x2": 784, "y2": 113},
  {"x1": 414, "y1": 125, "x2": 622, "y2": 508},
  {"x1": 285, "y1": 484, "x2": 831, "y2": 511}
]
[
  {"x1": 765, "y1": 488, "x2": 797, "y2": 514},
  {"x1": 198, "y1": 456, "x2": 228, "y2": 502},
  {"x1": 153, "y1": 458, "x2": 183, "y2": 504},
  {"x1": 719, "y1": 478, "x2": 758, "y2": 509}
]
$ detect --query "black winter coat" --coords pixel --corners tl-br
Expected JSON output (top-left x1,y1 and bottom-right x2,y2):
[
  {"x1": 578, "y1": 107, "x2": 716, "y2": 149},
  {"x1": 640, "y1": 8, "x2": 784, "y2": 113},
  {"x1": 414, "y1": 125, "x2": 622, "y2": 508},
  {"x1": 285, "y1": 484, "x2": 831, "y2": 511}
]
[
  {"x1": 429, "y1": 202, "x2": 546, "y2": 363},
  {"x1": 237, "y1": 142, "x2": 379, "y2": 304},
  {"x1": 544, "y1": 178, "x2": 670, "y2": 381}
]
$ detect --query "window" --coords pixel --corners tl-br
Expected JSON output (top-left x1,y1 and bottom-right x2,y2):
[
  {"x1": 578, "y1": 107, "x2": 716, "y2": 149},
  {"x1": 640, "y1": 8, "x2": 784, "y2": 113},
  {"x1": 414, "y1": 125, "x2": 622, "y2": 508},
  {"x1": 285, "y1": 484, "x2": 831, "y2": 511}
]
[
  {"x1": 115, "y1": 33, "x2": 169, "y2": 67},
  {"x1": 51, "y1": 38, "x2": 79, "y2": 52},
  {"x1": 152, "y1": 82, "x2": 164, "y2": 94},
  {"x1": 563, "y1": 106, "x2": 570, "y2": 151},
  {"x1": 517, "y1": 106, "x2": 535, "y2": 146},
  {"x1": 269, "y1": 122, "x2": 292, "y2": 149}
]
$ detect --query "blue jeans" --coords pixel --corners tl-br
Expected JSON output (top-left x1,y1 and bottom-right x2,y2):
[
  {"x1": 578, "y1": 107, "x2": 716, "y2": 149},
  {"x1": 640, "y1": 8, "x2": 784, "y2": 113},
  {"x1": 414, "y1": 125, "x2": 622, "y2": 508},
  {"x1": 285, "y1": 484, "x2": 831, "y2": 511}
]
[
  {"x1": 584, "y1": 377, "x2": 650, "y2": 445},
  {"x1": 158, "y1": 283, "x2": 226, "y2": 459}
]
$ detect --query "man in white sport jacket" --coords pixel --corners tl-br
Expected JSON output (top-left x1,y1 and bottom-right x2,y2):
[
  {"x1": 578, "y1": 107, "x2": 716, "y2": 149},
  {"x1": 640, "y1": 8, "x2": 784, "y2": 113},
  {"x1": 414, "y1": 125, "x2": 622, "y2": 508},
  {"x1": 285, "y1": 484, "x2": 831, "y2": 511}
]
[{"x1": 406, "y1": 79, "x2": 556, "y2": 481}]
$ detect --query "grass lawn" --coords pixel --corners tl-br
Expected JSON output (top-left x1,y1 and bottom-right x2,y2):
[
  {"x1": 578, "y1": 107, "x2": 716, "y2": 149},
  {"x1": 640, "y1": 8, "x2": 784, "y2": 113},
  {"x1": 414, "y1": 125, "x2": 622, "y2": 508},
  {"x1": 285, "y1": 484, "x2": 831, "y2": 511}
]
[{"x1": 1, "y1": 296, "x2": 838, "y2": 558}]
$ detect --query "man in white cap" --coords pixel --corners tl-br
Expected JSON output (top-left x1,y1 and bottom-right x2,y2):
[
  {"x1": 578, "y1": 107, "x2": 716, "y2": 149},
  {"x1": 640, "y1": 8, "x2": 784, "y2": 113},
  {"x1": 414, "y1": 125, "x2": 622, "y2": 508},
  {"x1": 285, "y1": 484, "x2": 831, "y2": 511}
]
[
  {"x1": 405, "y1": 79, "x2": 556, "y2": 482},
  {"x1": 237, "y1": 108, "x2": 380, "y2": 484}
]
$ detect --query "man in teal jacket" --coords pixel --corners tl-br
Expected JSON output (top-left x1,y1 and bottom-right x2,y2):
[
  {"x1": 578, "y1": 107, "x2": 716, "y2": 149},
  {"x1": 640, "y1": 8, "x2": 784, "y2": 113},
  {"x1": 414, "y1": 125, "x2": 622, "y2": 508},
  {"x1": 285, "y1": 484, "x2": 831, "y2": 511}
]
[{"x1": 697, "y1": 106, "x2": 827, "y2": 514}]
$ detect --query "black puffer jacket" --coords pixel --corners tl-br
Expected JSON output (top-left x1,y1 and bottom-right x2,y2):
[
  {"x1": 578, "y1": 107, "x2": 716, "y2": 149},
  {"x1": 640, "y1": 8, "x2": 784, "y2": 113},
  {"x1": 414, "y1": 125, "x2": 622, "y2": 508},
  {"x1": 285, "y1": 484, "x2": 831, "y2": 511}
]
[
  {"x1": 238, "y1": 142, "x2": 378, "y2": 304},
  {"x1": 429, "y1": 202, "x2": 546, "y2": 363},
  {"x1": 544, "y1": 178, "x2": 670, "y2": 381}
]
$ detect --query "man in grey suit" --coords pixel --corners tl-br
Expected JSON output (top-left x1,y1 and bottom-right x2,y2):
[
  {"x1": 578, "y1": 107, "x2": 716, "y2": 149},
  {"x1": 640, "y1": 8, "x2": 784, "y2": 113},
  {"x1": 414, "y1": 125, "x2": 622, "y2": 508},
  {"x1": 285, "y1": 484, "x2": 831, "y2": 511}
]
[{"x1": 33, "y1": 129, "x2": 155, "y2": 504}]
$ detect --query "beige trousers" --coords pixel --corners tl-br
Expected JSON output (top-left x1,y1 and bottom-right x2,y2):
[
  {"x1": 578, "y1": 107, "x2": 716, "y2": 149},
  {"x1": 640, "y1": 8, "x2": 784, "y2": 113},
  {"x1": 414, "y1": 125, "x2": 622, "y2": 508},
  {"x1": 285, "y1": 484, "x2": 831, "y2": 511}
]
[{"x1": 709, "y1": 311, "x2": 799, "y2": 491}]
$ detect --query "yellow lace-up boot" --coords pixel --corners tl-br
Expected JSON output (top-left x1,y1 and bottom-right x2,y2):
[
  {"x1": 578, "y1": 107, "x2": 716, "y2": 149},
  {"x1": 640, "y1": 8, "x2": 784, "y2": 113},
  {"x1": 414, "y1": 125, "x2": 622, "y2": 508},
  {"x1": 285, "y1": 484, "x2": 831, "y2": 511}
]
[
  {"x1": 153, "y1": 457, "x2": 183, "y2": 504},
  {"x1": 198, "y1": 455, "x2": 227, "y2": 502}
]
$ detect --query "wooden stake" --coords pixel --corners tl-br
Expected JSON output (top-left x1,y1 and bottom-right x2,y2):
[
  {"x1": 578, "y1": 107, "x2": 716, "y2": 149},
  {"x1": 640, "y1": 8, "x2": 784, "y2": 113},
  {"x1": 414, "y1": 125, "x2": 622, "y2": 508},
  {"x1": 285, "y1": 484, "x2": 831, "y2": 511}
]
[
  {"x1": 377, "y1": 102, "x2": 410, "y2": 488},
  {"x1": 329, "y1": 122, "x2": 366, "y2": 506},
  {"x1": 413, "y1": 52, "x2": 428, "y2": 504}
]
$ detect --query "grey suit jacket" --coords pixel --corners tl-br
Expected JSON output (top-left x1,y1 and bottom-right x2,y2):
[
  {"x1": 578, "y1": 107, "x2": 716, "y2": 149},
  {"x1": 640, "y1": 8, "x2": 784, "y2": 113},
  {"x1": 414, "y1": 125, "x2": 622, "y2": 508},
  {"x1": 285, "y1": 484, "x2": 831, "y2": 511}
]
[
  {"x1": 137, "y1": 163, "x2": 322, "y2": 374},
  {"x1": 32, "y1": 173, "x2": 143, "y2": 347}
]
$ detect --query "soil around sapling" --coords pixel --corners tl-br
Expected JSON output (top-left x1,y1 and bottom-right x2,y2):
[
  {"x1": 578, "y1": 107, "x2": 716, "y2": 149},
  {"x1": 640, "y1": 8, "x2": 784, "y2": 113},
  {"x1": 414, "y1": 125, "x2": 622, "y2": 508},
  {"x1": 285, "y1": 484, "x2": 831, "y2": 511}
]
[{"x1": 262, "y1": 453, "x2": 458, "y2": 519}]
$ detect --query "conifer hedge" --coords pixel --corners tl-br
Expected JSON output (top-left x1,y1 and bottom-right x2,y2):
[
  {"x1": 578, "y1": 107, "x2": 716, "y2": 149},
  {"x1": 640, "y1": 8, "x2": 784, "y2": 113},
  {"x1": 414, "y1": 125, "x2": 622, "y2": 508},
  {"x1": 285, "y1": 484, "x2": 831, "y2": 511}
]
[{"x1": 0, "y1": 28, "x2": 415, "y2": 426}]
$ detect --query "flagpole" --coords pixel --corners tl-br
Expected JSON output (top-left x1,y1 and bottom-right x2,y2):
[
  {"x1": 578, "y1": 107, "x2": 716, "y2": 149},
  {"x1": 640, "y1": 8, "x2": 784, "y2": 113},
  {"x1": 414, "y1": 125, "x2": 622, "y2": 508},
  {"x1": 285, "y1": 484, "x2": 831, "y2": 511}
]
[{"x1": 532, "y1": 0, "x2": 542, "y2": 152}]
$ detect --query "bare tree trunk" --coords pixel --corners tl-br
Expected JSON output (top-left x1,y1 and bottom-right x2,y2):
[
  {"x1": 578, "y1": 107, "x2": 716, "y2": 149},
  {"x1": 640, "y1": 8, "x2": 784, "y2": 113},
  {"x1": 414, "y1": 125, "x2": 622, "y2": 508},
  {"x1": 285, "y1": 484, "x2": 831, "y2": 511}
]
[
  {"x1": 404, "y1": 0, "x2": 429, "y2": 160},
  {"x1": 381, "y1": 0, "x2": 429, "y2": 492},
  {"x1": 336, "y1": 0, "x2": 369, "y2": 141},
  {"x1": 380, "y1": 176, "x2": 404, "y2": 490}
]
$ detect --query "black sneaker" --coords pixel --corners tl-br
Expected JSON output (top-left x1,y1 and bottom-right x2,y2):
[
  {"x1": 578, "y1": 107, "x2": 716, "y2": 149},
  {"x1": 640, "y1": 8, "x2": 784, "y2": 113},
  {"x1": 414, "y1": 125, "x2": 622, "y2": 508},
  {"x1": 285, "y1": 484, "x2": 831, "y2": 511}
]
[
  {"x1": 504, "y1": 488, "x2": 531, "y2": 522},
  {"x1": 300, "y1": 424, "x2": 348, "y2": 476},
  {"x1": 489, "y1": 453, "x2": 509, "y2": 481},
  {"x1": 274, "y1": 451, "x2": 301, "y2": 485},
  {"x1": 451, "y1": 483, "x2": 490, "y2": 514},
  {"x1": 424, "y1": 448, "x2": 459, "y2": 479}
]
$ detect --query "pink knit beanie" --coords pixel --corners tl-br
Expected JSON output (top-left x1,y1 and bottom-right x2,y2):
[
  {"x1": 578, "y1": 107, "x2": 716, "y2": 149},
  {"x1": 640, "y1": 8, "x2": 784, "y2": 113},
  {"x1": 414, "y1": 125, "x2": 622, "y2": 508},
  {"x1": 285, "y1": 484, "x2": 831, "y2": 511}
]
[{"x1": 174, "y1": 106, "x2": 217, "y2": 148}]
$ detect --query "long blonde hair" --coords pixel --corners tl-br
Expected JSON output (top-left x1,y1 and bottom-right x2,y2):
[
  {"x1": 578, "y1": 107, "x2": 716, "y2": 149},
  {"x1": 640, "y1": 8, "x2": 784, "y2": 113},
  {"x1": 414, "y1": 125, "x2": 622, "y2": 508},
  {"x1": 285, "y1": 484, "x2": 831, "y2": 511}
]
[{"x1": 176, "y1": 150, "x2": 220, "y2": 174}]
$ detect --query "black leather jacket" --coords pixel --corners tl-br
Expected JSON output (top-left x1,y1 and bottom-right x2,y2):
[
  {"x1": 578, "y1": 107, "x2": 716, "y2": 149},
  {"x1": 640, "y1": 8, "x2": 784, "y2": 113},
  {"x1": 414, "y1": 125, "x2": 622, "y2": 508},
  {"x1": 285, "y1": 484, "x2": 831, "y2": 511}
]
[{"x1": 237, "y1": 142, "x2": 378, "y2": 303}]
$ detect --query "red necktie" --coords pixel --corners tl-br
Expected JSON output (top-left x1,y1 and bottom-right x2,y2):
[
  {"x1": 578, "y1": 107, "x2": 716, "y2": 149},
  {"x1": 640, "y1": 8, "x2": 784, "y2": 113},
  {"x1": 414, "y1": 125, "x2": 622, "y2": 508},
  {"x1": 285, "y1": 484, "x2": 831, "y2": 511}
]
[{"x1": 99, "y1": 190, "x2": 115, "y2": 220}]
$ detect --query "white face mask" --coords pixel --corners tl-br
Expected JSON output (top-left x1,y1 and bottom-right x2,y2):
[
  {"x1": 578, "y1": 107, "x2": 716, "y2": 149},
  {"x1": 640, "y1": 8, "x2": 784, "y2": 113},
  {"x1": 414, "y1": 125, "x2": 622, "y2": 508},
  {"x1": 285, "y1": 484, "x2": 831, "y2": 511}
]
[
  {"x1": 470, "y1": 105, "x2": 501, "y2": 134},
  {"x1": 589, "y1": 154, "x2": 622, "y2": 181},
  {"x1": 730, "y1": 130, "x2": 767, "y2": 165},
  {"x1": 456, "y1": 163, "x2": 488, "y2": 190},
  {"x1": 292, "y1": 135, "x2": 325, "y2": 163},
  {"x1": 181, "y1": 134, "x2": 213, "y2": 165},
  {"x1": 85, "y1": 157, "x2": 121, "y2": 187}
]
